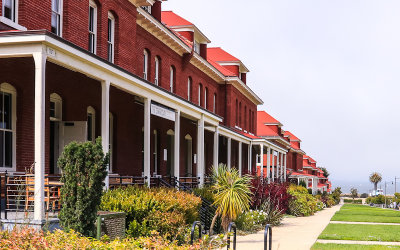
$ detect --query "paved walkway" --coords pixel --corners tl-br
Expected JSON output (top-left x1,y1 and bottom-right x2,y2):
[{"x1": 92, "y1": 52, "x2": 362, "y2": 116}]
[
  {"x1": 236, "y1": 205, "x2": 342, "y2": 250},
  {"x1": 316, "y1": 239, "x2": 400, "y2": 246},
  {"x1": 330, "y1": 221, "x2": 400, "y2": 226}
]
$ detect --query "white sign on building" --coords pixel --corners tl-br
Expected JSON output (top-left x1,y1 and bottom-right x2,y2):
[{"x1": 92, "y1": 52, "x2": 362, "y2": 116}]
[{"x1": 151, "y1": 103, "x2": 176, "y2": 122}]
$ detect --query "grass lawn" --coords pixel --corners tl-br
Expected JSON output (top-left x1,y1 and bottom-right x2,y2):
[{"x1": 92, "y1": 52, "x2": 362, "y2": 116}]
[
  {"x1": 318, "y1": 224, "x2": 400, "y2": 242},
  {"x1": 331, "y1": 204, "x2": 400, "y2": 223},
  {"x1": 312, "y1": 243, "x2": 400, "y2": 250}
]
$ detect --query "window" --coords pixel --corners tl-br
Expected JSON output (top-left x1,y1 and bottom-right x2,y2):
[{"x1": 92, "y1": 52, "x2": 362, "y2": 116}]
[
  {"x1": 154, "y1": 56, "x2": 160, "y2": 85},
  {"x1": 143, "y1": 50, "x2": 149, "y2": 80},
  {"x1": 169, "y1": 66, "x2": 175, "y2": 92},
  {"x1": 87, "y1": 106, "x2": 96, "y2": 142},
  {"x1": 204, "y1": 87, "x2": 208, "y2": 109},
  {"x1": 235, "y1": 99, "x2": 238, "y2": 125},
  {"x1": 51, "y1": 0, "x2": 62, "y2": 36},
  {"x1": 3, "y1": 0, "x2": 16, "y2": 22},
  {"x1": 239, "y1": 102, "x2": 242, "y2": 127},
  {"x1": 194, "y1": 41, "x2": 200, "y2": 54},
  {"x1": 244, "y1": 106, "x2": 247, "y2": 131},
  {"x1": 198, "y1": 84, "x2": 202, "y2": 106},
  {"x1": 109, "y1": 112, "x2": 114, "y2": 172},
  {"x1": 107, "y1": 12, "x2": 115, "y2": 62},
  {"x1": 187, "y1": 77, "x2": 192, "y2": 101},
  {"x1": 88, "y1": 1, "x2": 97, "y2": 53},
  {"x1": 0, "y1": 83, "x2": 16, "y2": 170},
  {"x1": 142, "y1": 6, "x2": 151, "y2": 14},
  {"x1": 213, "y1": 93, "x2": 216, "y2": 113}
]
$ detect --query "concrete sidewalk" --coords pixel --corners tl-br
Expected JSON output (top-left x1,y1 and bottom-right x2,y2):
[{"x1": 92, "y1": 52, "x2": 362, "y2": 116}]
[{"x1": 236, "y1": 205, "x2": 341, "y2": 250}]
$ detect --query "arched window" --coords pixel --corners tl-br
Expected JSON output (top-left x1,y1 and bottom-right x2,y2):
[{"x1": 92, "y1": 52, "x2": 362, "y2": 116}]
[
  {"x1": 87, "y1": 106, "x2": 96, "y2": 142},
  {"x1": 185, "y1": 134, "x2": 193, "y2": 177},
  {"x1": 244, "y1": 106, "x2": 247, "y2": 131},
  {"x1": 249, "y1": 109, "x2": 252, "y2": 132},
  {"x1": 143, "y1": 49, "x2": 149, "y2": 80},
  {"x1": 235, "y1": 99, "x2": 238, "y2": 125},
  {"x1": 88, "y1": 0, "x2": 97, "y2": 53},
  {"x1": 239, "y1": 102, "x2": 242, "y2": 128},
  {"x1": 213, "y1": 93, "x2": 217, "y2": 113},
  {"x1": 154, "y1": 56, "x2": 160, "y2": 85},
  {"x1": 0, "y1": 83, "x2": 16, "y2": 170},
  {"x1": 107, "y1": 12, "x2": 115, "y2": 62},
  {"x1": 169, "y1": 66, "x2": 175, "y2": 92},
  {"x1": 50, "y1": 93, "x2": 62, "y2": 121},
  {"x1": 167, "y1": 129, "x2": 175, "y2": 176},
  {"x1": 187, "y1": 77, "x2": 192, "y2": 101},
  {"x1": 198, "y1": 83, "x2": 202, "y2": 106},
  {"x1": 204, "y1": 87, "x2": 208, "y2": 109},
  {"x1": 50, "y1": 93, "x2": 62, "y2": 174}
]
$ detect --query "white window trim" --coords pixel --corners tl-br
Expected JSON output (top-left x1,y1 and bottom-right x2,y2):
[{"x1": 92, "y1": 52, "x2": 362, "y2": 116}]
[
  {"x1": 50, "y1": 93, "x2": 62, "y2": 121},
  {"x1": 87, "y1": 106, "x2": 96, "y2": 142},
  {"x1": 107, "y1": 12, "x2": 115, "y2": 63},
  {"x1": 154, "y1": 57, "x2": 160, "y2": 85},
  {"x1": 0, "y1": 83, "x2": 16, "y2": 171},
  {"x1": 169, "y1": 66, "x2": 174, "y2": 92},
  {"x1": 51, "y1": 0, "x2": 63, "y2": 37},
  {"x1": 2, "y1": 0, "x2": 17, "y2": 23},
  {"x1": 213, "y1": 94, "x2": 216, "y2": 113},
  {"x1": 88, "y1": 0, "x2": 97, "y2": 54},
  {"x1": 143, "y1": 50, "x2": 149, "y2": 80},
  {"x1": 198, "y1": 84, "x2": 201, "y2": 106},
  {"x1": 187, "y1": 77, "x2": 191, "y2": 101},
  {"x1": 204, "y1": 88, "x2": 207, "y2": 109}
]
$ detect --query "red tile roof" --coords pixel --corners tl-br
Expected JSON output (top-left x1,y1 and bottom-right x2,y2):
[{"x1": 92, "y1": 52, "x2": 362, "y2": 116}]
[
  {"x1": 161, "y1": 11, "x2": 193, "y2": 27},
  {"x1": 257, "y1": 111, "x2": 281, "y2": 125},
  {"x1": 208, "y1": 59, "x2": 236, "y2": 77},
  {"x1": 207, "y1": 47, "x2": 240, "y2": 62},
  {"x1": 318, "y1": 183, "x2": 326, "y2": 188},
  {"x1": 257, "y1": 125, "x2": 280, "y2": 137},
  {"x1": 284, "y1": 131, "x2": 300, "y2": 141}
]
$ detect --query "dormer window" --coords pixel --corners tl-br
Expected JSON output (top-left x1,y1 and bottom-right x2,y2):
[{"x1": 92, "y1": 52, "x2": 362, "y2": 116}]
[
  {"x1": 194, "y1": 41, "x2": 200, "y2": 54},
  {"x1": 142, "y1": 6, "x2": 152, "y2": 14},
  {"x1": 3, "y1": 0, "x2": 16, "y2": 22}
]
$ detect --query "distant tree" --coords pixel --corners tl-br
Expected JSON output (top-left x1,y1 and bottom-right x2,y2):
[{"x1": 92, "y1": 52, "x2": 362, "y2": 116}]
[
  {"x1": 320, "y1": 167, "x2": 330, "y2": 178},
  {"x1": 332, "y1": 187, "x2": 342, "y2": 204},
  {"x1": 350, "y1": 188, "x2": 358, "y2": 200},
  {"x1": 369, "y1": 172, "x2": 382, "y2": 191}
]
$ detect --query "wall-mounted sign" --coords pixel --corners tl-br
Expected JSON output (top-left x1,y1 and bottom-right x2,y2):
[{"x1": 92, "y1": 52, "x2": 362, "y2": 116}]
[{"x1": 151, "y1": 103, "x2": 175, "y2": 122}]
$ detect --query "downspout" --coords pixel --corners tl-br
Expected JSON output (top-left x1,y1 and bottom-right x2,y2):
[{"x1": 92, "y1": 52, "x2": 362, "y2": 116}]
[{"x1": 224, "y1": 80, "x2": 228, "y2": 126}]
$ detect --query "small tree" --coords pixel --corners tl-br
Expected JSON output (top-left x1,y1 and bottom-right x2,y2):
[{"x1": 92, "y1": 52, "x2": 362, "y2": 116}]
[
  {"x1": 210, "y1": 164, "x2": 252, "y2": 234},
  {"x1": 350, "y1": 188, "x2": 358, "y2": 200},
  {"x1": 58, "y1": 138, "x2": 108, "y2": 237},
  {"x1": 369, "y1": 172, "x2": 382, "y2": 192},
  {"x1": 320, "y1": 167, "x2": 329, "y2": 178}
]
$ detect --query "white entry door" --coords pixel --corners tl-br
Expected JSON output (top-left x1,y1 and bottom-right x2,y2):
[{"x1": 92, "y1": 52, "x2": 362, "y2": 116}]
[{"x1": 59, "y1": 121, "x2": 87, "y2": 156}]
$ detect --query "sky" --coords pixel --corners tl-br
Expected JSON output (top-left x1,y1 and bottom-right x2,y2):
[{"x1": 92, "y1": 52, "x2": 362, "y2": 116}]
[{"x1": 163, "y1": 0, "x2": 400, "y2": 193}]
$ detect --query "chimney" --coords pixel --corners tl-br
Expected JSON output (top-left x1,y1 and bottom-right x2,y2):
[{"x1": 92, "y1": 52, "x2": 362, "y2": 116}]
[{"x1": 152, "y1": 0, "x2": 162, "y2": 22}]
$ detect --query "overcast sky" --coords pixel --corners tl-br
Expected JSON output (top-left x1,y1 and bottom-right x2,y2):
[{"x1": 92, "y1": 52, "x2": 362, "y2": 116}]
[{"x1": 163, "y1": 0, "x2": 400, "y2": 193}]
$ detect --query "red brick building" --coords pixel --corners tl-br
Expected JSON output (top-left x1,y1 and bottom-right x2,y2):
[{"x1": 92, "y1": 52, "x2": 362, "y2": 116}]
[{"x1": 0, "y1": 0, "x2": 272, "y2": 221}]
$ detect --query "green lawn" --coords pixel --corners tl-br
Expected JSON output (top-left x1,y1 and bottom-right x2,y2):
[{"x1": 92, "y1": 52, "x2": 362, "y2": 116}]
[
  {"x1": 318, "y1": 224, "x2": 400, "y2": 242},
  {"x1": 312, "y1": 243, "x2": 400, "y2": 250},
  {"x1": 331, "y1": 204, "x2": 400, "y2": 223}
]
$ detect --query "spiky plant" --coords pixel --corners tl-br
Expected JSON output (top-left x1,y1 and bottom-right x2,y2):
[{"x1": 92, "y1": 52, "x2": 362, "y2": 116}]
[
  {"x1": 209, "y1": 164, "x2": 252, "y2": 233},
  {"x1": 369, "y1": 172, "x2": 382, "y2": 191}
]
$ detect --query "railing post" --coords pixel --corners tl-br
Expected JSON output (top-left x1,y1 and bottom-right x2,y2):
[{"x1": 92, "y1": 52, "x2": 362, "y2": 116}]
[
  {"x1": 264, "y1": 224, "x2": 272, "y2": 250},
  {"x1": 227, "y1": 222, "x2": 237, "y2": 250},
  {"x1": 4, "y1": 171, "x2": 7, "y2": 220},
  {"x1": 190, "y1": 221, "x2": 203, "y2": 245}
]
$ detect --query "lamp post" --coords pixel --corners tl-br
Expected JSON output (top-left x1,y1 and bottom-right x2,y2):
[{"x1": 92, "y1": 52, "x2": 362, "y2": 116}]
[
  {"x1": 385, "y1": 181, "x2": 394, "y2": 208},
  {"x1": 395, "y1": 177, "x2": 399, "y2": 194}
]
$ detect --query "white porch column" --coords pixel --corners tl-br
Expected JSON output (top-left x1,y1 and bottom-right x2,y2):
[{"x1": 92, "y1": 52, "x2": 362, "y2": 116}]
[
  {"x1": 144, "y1": 98, "x2": 151, "y2": 187},
  {"x1": 101, "y1": 80, "x2": 110, "y2": 189},
  {"x1": 174, "y1": 110, "x2": 180, "y2": 180},
  {"x1": 267, "y1": 146, "x2": 271, "y2": 183},
  {"x1": 280, "y1": 153, "x2": 284, "y2": 182},
  {"x1": 276, "y1": 152, "x2": 280, "y2": 182},
  {"x1": 197, "y1": 114, "x2": 205, "y2": 185},
  {"x1": 213, "y1": 127, "x2": 219, "y2": 169},
  {"x1": 260, "y1": 145, "x2": 264, "y2": 178},
  {"x1": 248, "y1": 142, "x2": 252, "y2": 173},
  {"x1": 271, "y1": 150, "x2": 275, "y2": 182},
  {"x1": 33, "y1": 52, "x2": 46, "y2": 222},
  {"x1": 238, "y1": 142, "x2": 242, "y2": 176},
  {"x1": 227, "y1": 137, "x2": 231, "y2": 169},
  {"x1": 284, "y1": 153, "x2": 287, "y2": 181}
]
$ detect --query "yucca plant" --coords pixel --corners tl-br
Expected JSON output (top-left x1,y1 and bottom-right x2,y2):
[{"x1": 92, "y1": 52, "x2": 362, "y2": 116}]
[{"x1": 210, "y1": 164, "x2": 252, "y2": 233}]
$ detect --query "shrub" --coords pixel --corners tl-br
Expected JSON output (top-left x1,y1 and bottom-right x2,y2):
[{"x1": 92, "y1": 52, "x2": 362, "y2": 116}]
[
  {"x1": 0, "y1": 227, "x2": 227, "y2": 249},
  {"x1": 235, "y1": 210, "x2": 267, "y2": 232},
  {"x1": 287, "y1": 184, "x2": 320, "y2": 216},
  {"x1": 100, "y1": 186, "x2": 201, "y2": 241},
  {"x1": 366, "y1": 195, "x2": 386, "y2": 204},
  {"x1": 58, "y1": 138, "x2": 108, "y2": 237},
  {"x1": 360, "y1": 193, "x2": 368, "y2": 198},
  {"x1": 344, "y1": 199, "x2": 362, "y2": 204},
  {"x1": 331, "y1": 187, "x2": 342, "y2": 204},
  {"x1": 250, "y1": 177, "x2": 291, "y2": 213}
]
